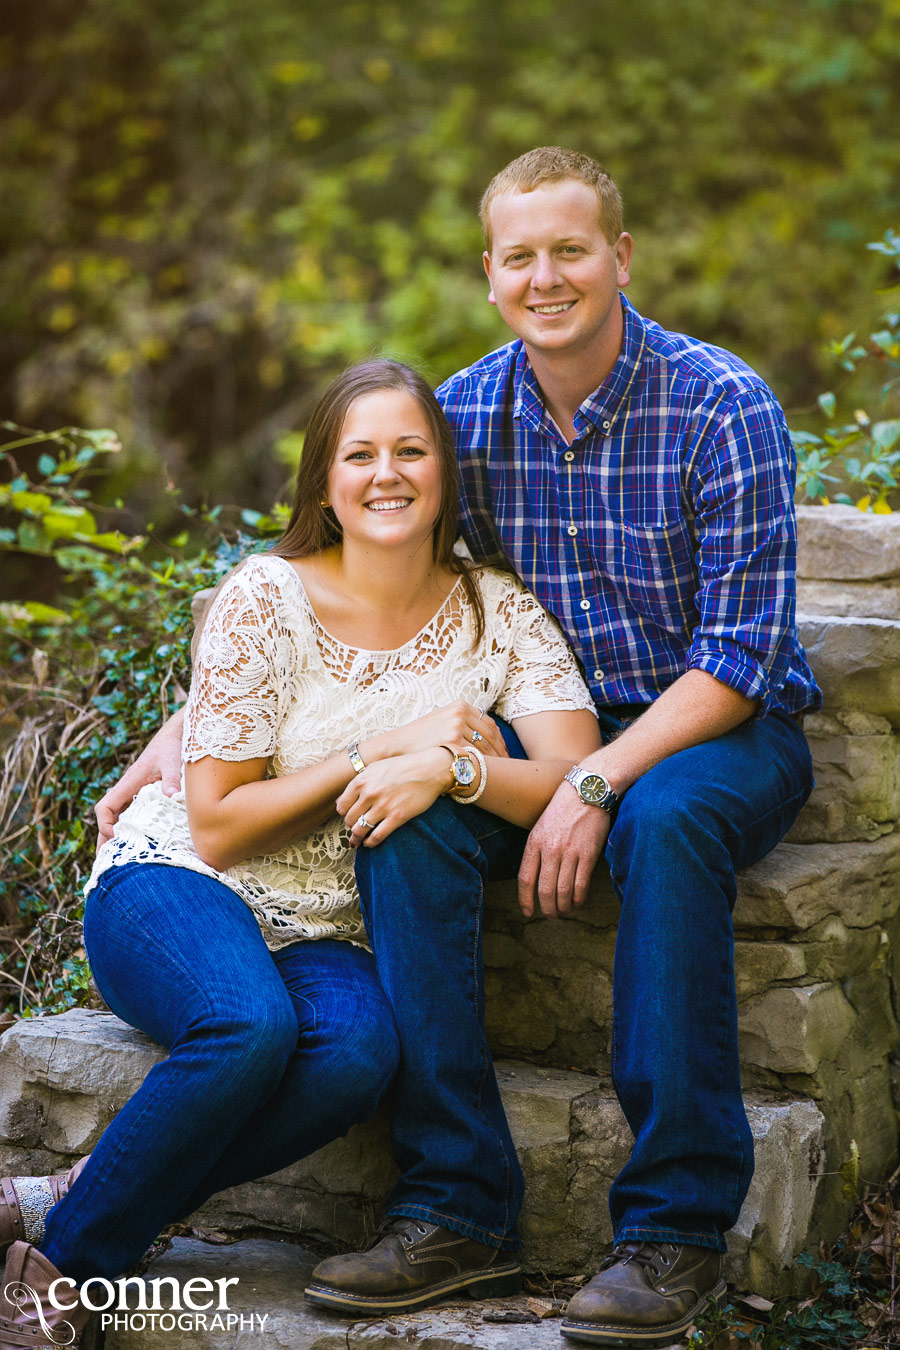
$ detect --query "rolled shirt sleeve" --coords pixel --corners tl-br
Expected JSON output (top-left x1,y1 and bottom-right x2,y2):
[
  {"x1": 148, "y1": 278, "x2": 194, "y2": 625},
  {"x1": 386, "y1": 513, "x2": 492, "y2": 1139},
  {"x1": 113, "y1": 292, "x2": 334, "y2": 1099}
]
[{"x1": 684, "y1": 387, "x2": 800, "y2": 713}]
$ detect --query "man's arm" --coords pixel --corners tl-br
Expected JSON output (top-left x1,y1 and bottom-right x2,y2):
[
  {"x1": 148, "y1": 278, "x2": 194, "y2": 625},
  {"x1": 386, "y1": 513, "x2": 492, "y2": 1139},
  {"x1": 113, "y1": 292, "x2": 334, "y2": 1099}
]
[
  {"x1": 94, "y1": 708, "x2": 185, "y2": 845},
  {"x1": 519, "y1": 383, "x2": 801, "y2": 918},
  {"x1": 517, "y1": 670, "x2": 755, "y2": 918}
]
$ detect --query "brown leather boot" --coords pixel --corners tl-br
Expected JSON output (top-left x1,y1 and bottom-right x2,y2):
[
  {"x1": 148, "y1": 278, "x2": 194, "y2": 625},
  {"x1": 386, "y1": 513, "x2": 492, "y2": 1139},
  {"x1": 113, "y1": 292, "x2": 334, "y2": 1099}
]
[
  {"x1": 561, "y1": 1241, "x2": 727, "y2": 1346},
  {"x1": 0, "y1": 1240, "x2": 93, "y2": 1349},
  {"x1": 305, "y1": 1217, "x2": 522, "y2": 1315},
  {"x1": 0, "y1": 1159, "x2": 90, "y2": 1255}
]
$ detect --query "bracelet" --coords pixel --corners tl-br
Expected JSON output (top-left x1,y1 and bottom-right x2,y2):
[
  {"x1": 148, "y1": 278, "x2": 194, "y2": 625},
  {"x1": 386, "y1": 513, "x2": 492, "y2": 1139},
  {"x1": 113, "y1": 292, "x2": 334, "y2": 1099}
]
[
  {"x1": 348, "y1": 743, "x2": 366, "y2": 774},
  {"x1": 451, "y1": 745, "x2": 488, "y2": 805}
]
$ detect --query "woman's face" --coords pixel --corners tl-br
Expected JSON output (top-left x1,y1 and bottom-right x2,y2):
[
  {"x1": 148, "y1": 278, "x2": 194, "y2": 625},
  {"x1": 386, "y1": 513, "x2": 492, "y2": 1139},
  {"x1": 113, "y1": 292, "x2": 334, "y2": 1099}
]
[{"x1": 326, "y1": 389, "x2": 444, "y2": 553}]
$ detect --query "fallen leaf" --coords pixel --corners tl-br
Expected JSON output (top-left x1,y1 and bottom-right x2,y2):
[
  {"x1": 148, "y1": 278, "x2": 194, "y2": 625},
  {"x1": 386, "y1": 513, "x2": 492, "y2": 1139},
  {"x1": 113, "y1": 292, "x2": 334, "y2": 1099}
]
[
  {"x1": 526, "y1": 1297, "x2": 561, "y2": 1319},
  {"x1": 737, "y1": 1293, "x2": 775, "y2": 1313}
]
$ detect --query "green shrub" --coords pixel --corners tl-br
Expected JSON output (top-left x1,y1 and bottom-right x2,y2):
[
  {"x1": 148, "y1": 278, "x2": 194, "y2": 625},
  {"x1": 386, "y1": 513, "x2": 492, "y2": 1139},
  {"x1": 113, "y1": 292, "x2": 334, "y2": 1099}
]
[
  {"x1": 793, "y1": 228, "x2": 900, "y2": 510},
  {"x1": 0, "y1": 424, "x2": 282, "y2": 1015}
]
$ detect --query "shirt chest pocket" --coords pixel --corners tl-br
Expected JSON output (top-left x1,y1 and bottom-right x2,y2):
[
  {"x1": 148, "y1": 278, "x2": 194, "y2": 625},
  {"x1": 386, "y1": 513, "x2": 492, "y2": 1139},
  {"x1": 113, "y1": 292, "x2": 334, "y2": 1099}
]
[{"x1": 601, "y1": 517, "x2": 699, "y2": 634}]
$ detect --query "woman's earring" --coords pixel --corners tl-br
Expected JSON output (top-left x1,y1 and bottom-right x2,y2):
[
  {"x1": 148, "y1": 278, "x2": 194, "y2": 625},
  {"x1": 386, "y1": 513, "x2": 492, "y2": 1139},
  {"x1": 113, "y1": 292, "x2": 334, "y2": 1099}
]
[{"x1": 320, "y1": 498, "x2": 330, "y2": 509}]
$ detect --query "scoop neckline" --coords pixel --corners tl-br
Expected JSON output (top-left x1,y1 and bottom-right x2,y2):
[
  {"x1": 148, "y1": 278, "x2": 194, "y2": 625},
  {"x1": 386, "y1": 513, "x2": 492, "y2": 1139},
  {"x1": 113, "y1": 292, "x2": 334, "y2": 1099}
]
[{"x1": 263, "y1": 553, "x2": 466, "y2": 657}]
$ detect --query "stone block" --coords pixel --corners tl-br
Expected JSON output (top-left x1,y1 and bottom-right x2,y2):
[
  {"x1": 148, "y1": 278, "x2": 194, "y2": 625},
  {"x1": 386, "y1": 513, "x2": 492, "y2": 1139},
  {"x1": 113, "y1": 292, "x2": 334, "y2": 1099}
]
[
  {"x1": 797, "y1": 614, "x2": 900, "y2": 728},
  {"x1": 483, "y1": 883, "x2": 617, "y2": 1075},
  {"x1": 734, "y1": 835, "x2": 900, "y2": 933},
  {"x1": 734, "y1": 941, "x2": 807, "y2": 1001},
  {"x1": 799, "y1": 915, "x2": 886, "y2": 984},
  {"x1": 0, "y1": 1013, "x2": 826, "y2": 1293},
  {"x1": 728, "y1": 1098, "x2": 825, "y2": 1296},
  {"x1": 797, "y1": 503, "x2": 900, "y2": 582},
  {"x1": 797, "y1": 578, "x2": 900, "y2": 619},
  {"x1": 785, "y1": 1056, "x2": 899, "y2": 1243},
  {"x1": 0, "y1": 1010, "x2": 164, "y2": 1153},
  {"x1": 738, "y1": 983, "x2": 855, "y2": 1075},
  {"x1": 839, "y1": 968, "x2": 899, "y2": 1072},
  {"x1": 788, "y1": 721, "x2": 900, "y2": 843}
]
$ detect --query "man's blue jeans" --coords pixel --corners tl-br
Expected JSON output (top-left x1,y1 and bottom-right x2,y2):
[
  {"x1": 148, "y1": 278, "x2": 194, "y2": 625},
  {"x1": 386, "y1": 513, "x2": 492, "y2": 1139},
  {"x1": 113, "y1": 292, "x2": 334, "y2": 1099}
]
[
  {"x1": 41, "y1": 862, "x2": 400, "y2": 1281},
  {"x1": 603, "y1": 708, "x2": 814, "y2": 1251},
  {"x1": 354, "y1": 795, "x2": 529, "y2": 1252}
]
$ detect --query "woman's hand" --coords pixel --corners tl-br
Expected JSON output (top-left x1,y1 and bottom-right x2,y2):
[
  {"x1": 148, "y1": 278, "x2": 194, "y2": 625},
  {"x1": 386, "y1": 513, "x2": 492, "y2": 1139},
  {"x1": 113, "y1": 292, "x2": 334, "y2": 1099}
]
[
  {"x1": 337, "y1": 747, "x2": 455, "y2": 848},
  {"x1": 361, "y1": 701, "x2": 508, "y2": 764}
]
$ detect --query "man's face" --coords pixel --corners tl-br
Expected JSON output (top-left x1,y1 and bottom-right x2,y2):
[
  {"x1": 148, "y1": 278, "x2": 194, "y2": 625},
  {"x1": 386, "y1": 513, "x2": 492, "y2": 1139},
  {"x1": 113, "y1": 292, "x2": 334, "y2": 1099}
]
[{"x1": 483, "y1": 180, "x2": 633, "y2": 363}]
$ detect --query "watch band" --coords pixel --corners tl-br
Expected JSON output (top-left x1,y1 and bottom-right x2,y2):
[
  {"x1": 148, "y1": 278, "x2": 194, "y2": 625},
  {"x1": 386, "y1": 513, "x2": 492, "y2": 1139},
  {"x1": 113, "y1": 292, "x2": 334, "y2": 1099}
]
[
  {"x1": 451, "y1": 745, "x2": 487, "y2": 804},
  {"x1": 440, "y1": 744, "x2": 488, "y2": 804}
]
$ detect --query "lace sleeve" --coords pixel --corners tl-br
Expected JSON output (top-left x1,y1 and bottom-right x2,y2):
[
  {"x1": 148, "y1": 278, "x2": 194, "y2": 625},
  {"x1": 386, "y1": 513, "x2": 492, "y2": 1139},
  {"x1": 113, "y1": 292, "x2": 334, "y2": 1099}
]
[
  {"x1": 183, "y1": 558, "x2": 295, "y2": 762},
  {"x1": 492, "y1": 578, "x2": 598, "y2": 722}
]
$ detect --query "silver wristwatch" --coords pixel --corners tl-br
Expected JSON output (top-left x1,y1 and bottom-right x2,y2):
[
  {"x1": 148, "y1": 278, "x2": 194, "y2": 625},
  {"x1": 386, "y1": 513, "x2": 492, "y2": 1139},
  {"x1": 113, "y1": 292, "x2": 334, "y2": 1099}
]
[{"x1": 564, "y1": 766, "x2": 619, "y2": 811}]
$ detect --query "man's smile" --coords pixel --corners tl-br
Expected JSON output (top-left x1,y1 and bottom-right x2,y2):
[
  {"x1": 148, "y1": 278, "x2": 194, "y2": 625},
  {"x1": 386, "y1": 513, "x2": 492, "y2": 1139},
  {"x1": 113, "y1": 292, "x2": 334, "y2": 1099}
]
[{"x1": 529, "y1": 301, "x2": 577, "y2": 314}]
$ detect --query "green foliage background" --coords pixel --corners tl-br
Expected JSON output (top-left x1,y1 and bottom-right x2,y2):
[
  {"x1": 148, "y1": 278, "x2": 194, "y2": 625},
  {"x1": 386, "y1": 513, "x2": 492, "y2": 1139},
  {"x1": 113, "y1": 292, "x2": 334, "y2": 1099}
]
[
  {"x1": 2, "y1": 0, "x2": 899, "y2": 530},
  {"x1": 1, "y1": 0, "x2": 899, "y2": 1014}
]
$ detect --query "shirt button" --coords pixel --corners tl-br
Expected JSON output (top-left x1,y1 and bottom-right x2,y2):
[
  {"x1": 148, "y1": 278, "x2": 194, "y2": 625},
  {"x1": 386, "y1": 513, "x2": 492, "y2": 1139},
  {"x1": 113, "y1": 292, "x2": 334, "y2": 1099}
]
[
  {"x1": 602, "y1": 420, "x2": 611, "y2": 430},
  {"x1": 563, "y1": 450, "x2": 575, "y2": 462},
  {"x1": 567, "y1": 525, "x2": 578, "y2": 536},
  {"x1": 580, "y1": 599, "x2": 591, "y2": 611},
  {"x1": 593, "y1": 669, "x2": 605, "y2": 681}
]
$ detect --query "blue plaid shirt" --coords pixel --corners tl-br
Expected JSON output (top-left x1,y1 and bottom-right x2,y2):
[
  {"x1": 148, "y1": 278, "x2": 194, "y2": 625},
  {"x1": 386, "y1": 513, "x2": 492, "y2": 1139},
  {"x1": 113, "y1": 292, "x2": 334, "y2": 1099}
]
[{"x1": 436, "y1": 296, "x2": 821, "y2": 716}]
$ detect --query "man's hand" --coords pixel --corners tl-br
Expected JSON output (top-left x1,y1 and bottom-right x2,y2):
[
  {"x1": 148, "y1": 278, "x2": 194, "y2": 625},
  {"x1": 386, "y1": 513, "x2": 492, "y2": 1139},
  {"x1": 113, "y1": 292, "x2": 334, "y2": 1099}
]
[
  {"x1": 94, "y1": 710, "x2": 185, "y2": 847},
  {"x1": 518, "y1": 782, "x2": 610, "y2": 919},
  {"x1": 517, "y1": 671, "x2": 757, "y2": 919}
]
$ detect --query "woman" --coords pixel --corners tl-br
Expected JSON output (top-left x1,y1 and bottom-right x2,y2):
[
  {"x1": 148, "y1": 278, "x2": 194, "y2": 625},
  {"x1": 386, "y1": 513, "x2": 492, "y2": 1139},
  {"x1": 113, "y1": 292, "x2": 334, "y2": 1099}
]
[{"x1": 0, "y1": 361, "x2": 600, "y2": 1342}]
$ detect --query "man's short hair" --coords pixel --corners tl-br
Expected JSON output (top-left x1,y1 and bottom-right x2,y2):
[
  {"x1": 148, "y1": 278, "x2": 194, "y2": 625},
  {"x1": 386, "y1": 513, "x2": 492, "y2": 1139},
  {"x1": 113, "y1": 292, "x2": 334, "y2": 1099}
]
[{"x1": 480, "y1": 147, "x2": 624, "y2": 252}]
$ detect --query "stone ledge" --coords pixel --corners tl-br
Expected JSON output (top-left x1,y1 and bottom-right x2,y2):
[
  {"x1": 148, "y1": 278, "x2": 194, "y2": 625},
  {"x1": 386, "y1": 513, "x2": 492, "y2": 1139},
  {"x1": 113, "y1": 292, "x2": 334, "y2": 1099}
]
[
  {"x1": 101, "y1": 1236, "x2": 571, "y2": 1350},
  {"x1": 796, "y1": 613, "x2": 900, "y2": 728},
  {"x1": 0, "y1": 1011, "x2": 824, "y2": 1294},
  {"x1": 797, "y1": 504, "x2": 900, "y2": 582}
]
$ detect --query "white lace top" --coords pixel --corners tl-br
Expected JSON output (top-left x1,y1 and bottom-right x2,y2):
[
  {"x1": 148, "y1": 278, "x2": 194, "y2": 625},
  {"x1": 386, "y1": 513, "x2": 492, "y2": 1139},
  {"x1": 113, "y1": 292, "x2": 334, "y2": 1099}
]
[{"x1": 85, "y1": 553, "x2": 596, "y2": 950}]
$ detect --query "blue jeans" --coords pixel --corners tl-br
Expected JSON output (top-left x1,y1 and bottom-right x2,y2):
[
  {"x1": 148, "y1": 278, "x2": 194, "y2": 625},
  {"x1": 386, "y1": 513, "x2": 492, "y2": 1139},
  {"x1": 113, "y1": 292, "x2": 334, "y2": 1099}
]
[
  {"x1": 354, "y1": 794, "x2": 529, "y2": 1253},
  {"x1": 41, "y1": 862, "x2": 400, "y2": 1281},
  {"x1": 603, "y1": 709, "x2": 814, "y2": 1251}
]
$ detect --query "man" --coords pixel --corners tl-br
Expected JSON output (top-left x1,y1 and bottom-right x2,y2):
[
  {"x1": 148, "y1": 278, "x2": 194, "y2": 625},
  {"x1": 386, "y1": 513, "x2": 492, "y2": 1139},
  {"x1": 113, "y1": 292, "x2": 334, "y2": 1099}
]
[{"x1": 96, "y1": 148, "x2": 819, "y2": 1347}]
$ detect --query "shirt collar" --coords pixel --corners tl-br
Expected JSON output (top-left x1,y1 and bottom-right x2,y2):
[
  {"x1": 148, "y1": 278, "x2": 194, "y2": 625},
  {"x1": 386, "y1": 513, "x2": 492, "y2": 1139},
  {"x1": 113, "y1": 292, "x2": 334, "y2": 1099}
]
[{"x1": 512, "y1": 294, "x2": 648, "y2": 440}]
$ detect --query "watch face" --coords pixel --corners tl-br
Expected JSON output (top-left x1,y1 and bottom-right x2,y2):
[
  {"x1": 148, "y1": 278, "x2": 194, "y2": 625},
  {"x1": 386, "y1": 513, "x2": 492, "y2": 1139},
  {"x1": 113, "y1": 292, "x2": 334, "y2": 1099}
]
[
  {"x1": 454, "y1": 755, "x2": 477, "y2": 787},
  {"x1": 578, "y1": 773, "x2": 609, "y2": 804}
]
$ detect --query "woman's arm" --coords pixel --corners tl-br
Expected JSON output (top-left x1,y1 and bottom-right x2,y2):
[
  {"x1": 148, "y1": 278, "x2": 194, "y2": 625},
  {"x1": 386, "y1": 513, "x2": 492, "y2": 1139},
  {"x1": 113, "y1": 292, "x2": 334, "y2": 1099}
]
[
  {"x1": 469, "y1": 708, "x2": 602, "y2": 827},
  {"x1": 337, "y1": 707, "x2": 601, "y2": 847},
  {"x1": 185, "y1": 750, "x2": 365, "y2": 871},
  {"x1": 184, "y1": 699, "x2": 512, "y2": 871}
]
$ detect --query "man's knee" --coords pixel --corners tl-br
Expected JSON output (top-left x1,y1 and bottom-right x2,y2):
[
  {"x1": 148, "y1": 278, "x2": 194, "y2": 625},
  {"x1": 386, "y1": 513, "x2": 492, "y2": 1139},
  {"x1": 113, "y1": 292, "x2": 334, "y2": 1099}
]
[
  {"x1": 313, "y1": 992, "x2": 400, "y2": 1113},
  {"x1": 192, "y1": 989, "x2": 298, "y2": 1082},
  {"x1": 355, "y1": 797, "x2": 480, "y2": 885}
]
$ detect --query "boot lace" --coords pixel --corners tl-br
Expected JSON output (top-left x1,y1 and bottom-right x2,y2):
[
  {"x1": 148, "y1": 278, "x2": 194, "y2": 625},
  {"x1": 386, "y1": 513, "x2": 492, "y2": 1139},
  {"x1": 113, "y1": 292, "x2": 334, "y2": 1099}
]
[
  {"x1": 367, "y1": 1216, "x2": 431, "y2": 1249},
  {"x1": 601, "y1": 1241, "x2": 680, "y2": 1280}
]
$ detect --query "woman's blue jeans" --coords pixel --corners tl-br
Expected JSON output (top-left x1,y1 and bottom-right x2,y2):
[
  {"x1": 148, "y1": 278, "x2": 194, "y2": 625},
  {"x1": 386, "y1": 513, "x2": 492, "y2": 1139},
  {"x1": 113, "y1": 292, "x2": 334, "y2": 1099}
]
[
  {"x1": 603, "y1": 708, "x2": 814, "y2": 1251},
  {"x1": 41, "y1": 862, "x2": 400, "y2": 1281}
]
